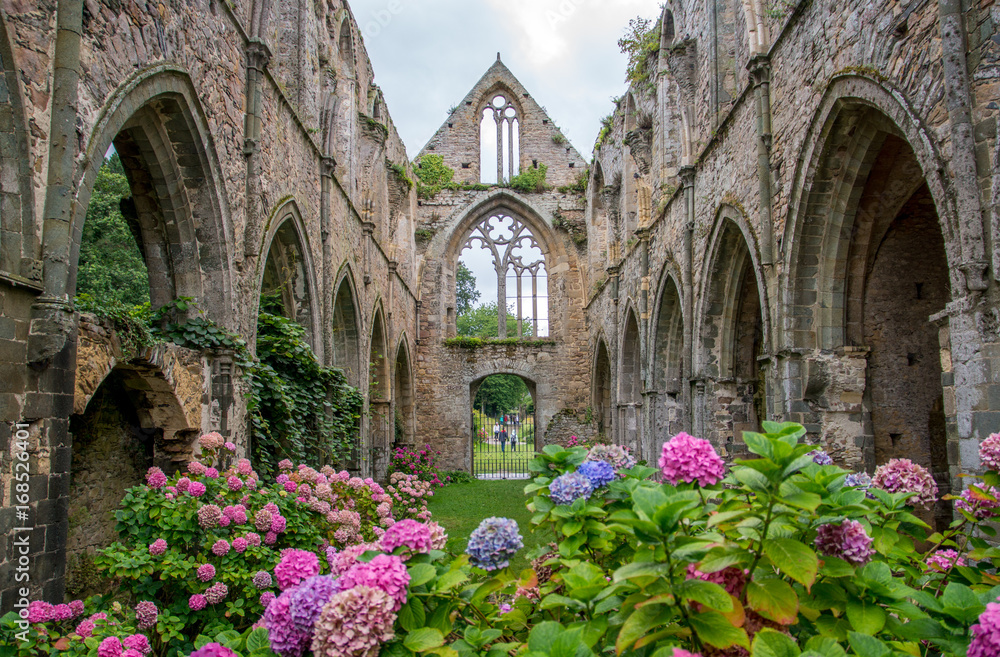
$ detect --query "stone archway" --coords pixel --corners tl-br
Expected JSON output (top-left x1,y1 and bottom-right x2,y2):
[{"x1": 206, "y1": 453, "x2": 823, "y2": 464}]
[
  {"x1": 470, "y1": 372, "x2": 536, "y2": 479},
  {"x1": 593, "y1": 338, "x2": 613, "y2": 440},
  {"x1": 619, "y1": 309, "x2": 642, "y2": 455},
  {"x1": 393, "y1": 339, "x2": 415, "y2": 449},
  {"x1": 332, "y1": 269, "x2": 363, "y2": 387},
  {"x1": 651, "y1": 273, "x2": 685, "y2": 449}
]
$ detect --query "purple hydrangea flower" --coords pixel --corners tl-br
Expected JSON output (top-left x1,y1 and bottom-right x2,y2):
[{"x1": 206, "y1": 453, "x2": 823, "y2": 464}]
[
  {"x1": 872, "y1": 458, "x2": 938, "y2": 508},
  {"x1": 253, "y1": 570, "x2": 273, "y2": 589},
  {"x1": 578, "y1": 460, "x2": 616, "y2": 489},
  {"x1": 970, "y1": 598, "x2": 1000, "y2": 657},
  {"x1": 189, "y1": 644, "x2": 239, "y2": 657},
  {"x1": 549, "y1": 471, "x2": 594, "y2": 506},
  {"x1": 659, "y1": 432, "x2": 726, "y2": 486},
  {"x1": 814, "y1": 519, "x2": 875, "y2": 566},
  {"x1": 466, "y1": 517, "x2": 523, "y2": 571},
  {"x1": 810, "y1": 449, "x2": 833, "y2": 465},
  {"x1": 189, "y1": 594, "x2": 207, "y2": 611},
  {"x1": 263, "y1": 591, "x2": 308, "y2": 657},
  {"x1": 260, "y1": 591, "x2": 276, "y2": 608},
  {"x1": 287, "y1": 575, "x2": 339, "y2": 645},
  {"x1": 135, "y1": 601, "x2": 158, "y2": 630}
]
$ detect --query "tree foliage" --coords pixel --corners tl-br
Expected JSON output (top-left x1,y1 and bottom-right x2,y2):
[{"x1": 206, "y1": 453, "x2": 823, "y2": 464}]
[
  {"x1": 618, "y1": 14, "x2": 661, "y2": 87},
  {"x1": 474, "y1": 374, "x2": 531, "y2": 416},
  {"x1": 456, "y1": 301, "x2": 534, "y2": 339},
  {"x1": 77, "y1": 155, "x2": 150, "y2": 306},
  {"x1": 456, "y1": 262, "x2": 480, "y2": 315}
]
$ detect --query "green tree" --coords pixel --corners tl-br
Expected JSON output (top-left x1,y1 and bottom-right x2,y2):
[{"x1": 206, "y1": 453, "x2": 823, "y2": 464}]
[
  {"x1": 456, "y1": 302, "x2": 535, "y2": 338},
  {"x1": 456, "y1": 262, "x2": 480, "y2": 315},
  {"x1": 474, "y1": 374, "x2": 530, "y2": 416},
  {"x1": 76, "y1": 155, "x2": 150, "y2": 306}
]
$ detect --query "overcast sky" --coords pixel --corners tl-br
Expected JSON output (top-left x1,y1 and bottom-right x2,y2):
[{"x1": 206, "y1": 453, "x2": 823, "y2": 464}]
[{"x1": 350, "y1": 0, "x2": 662, "y2": 159}]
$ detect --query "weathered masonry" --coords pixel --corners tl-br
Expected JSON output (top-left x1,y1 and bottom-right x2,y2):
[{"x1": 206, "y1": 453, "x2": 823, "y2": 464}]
[{"x1": 2, "y1": 0, "x2": 1000, "y2": 610}]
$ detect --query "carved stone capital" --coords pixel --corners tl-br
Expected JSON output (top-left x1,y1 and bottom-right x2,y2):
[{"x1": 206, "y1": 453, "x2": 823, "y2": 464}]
[
  {"x1": 747, "y1": 54, "x2": 771, "y2": 87},
  {"x1": 679, "y1": 165, "x2": 696, "y2": 189},
  {"x1": 320, "y1": 155, "x2": 336, "y2": 178},
  {"x1": 245, "y1": 38, "x2": 272, "y2": 71}
]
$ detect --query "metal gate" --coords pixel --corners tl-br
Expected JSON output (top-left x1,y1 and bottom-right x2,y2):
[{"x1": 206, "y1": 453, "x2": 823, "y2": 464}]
[{"x1": 472, "y1": 406, "x2": 535, "y2": 479}]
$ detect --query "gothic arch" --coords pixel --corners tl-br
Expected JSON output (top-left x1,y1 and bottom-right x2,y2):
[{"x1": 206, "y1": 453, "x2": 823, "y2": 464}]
[
  {"x1": 332, "y1": 265, "x2": 362, "y2": 386},
  {"x1": 782, "y1": 75, "x2": 963, "y2": 352},
  {"x1": 477, "y1": 83, "x2": 524, "y2": 184},
  {"x1": 660, "y1": 6, "x2": 676, "y2": 50},
  {"x1": 697, "y1": 207, "x2": 769, "y2": 380},
  {"x1": 619, "y1": 306, "x2": 643, "y2": 453},
  {"x1": 592, "y1": 336, "x2": 613, "y2": 439},
  {"x1": 258, "y1": 200, "x2": 322, "y2": 356},
  {"x1": 70, "y1": 66, "x2": 234, "y2": 323},
  {"x1": 393, "y1": 336, "x2": 415, "y2": 447},
  {"x1": 369, "y1": 303, "x2": 390, "y2": 401},
  {"x1": 651, "y1": 267, "x2": 685, "y2": 394},
  {"x1": 0, "y1": 12, "x2": 36, "y2": 276}
]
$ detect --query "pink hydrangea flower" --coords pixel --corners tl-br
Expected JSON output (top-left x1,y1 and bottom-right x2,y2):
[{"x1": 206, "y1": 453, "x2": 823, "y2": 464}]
[
  {"x1": 278, "y1": 459, "x2": 294, "y2": 471},
  {"x1": 686, "y1": 564, "x2": 747, "y2": 598},
  {"x1": 226, "y1": 476, "x2": 243, "y2": 492},
  {"x1": 814, "y1": 519, "x2": 875, "y2": 566},
  {"x1": 981, "y1": 433, "x2": 1000, "y2": 471},
  {"x1": 123, "y1": 634, "x2": 151, "y2": 655},
  {"x1": 197, "y1": 563, "x2": 216, "y2": 582},
  {"x1": 260, "y1": 591, "x2": 276, "y2": 608},
  {"x1": 212, "y1": 539, "x2": 231, "y2": 556},
  {"x1": 197, "y1": 504, "x2": 223, "y2": 529},
  {"x1": 380, "y1": 519, "x2": 434, "y2": 557},
  {"x1": 205, "y1": 582, "x2": 228, "y2": 604},
  {"x1": 188, "y1": 481, "x2": 207, "y2": 497},
  {"x1": 246, "y1": 532, "x2": 262, "y2": 547},
  {"x1": 270, "y1": 515, "x2": 287, "y2": 533},
  {"x1": 659, "y1": 433, "x2": 726, "y2": 486},
  {"x1": 237, "y1": 459, "x2": 253, "y2": 476},
  {"x1": 146, "y1": 467, "x2": 167, "y2": 489},
  {"x1": 337, "y1": 554, "x2": 411, "y2": 611},
  {"x1": 956, "y1": 485, "x2": 1000, "y2": 520},
  {"x1": 206, "y1": 467, "x2": 220, "y2": 479},
  {"x1": 122, "y1": 650, "x2": 143, "y2": 657},
  {"x1": 283, "y1": 480, "x2": 298, "y2": 493},
  {"x1": 148, "y1": 538, "x2": 168, "y2": 556},
  {"x1": 189, "y1": 461, "x2": 208, "y2": 476},
  {"x1": 224, "y1": 441, "x2": 236, "y2": 452},
  {"x1": 275, "y1": 549, "x2": 321, "y2": 590},
  {"x1": 189, "y1": 594, "x2": 207, "y2": 611},
  {"x1": 970, "y1": 598, "x2": 1000, "y2": 657},
  {"x1": 872, "y1": 458, "x2": 938, "y2": 508},
  {"x1": 199, "y1": 432, "x2": 224, "y2": 451},
  {"x1": 51, "y1": 604, "x2": 74, "y2": 621},
  {"x1": 69, "y1": 600, "x2": 85, "y2": 617},
  {"x1": 926, "y1": 549, "x2": 967, "y2": 572},
  {"x1": 218, "y1": 516, "x2": 231, "y2": 528},
  {"x1": 97, "y1": 637, "x2": 123, "y2": 657},
  {"x1": 75, "y1": 619, "x2": 96, "y2": 638},
  {"x1": 310, "y1": 586, "x2": 397, "y2": 657},
  {"x1": 233, "y1": 537, "x2": 249, "y2": 553}
]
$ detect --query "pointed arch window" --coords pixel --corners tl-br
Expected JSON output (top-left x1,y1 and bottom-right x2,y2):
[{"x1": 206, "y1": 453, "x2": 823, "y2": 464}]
[
  {"x1": 480, "y1": 94, "x2": 520, "y2": 184},
  {"x1": 461, "y1": 213, "x2": 548, "y2": 338}
]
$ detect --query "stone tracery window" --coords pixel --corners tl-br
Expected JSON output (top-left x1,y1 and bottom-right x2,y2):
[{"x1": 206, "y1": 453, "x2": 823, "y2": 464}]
[
  {"x1": 460, "y1": 213, "x2": 548, "y2": 338},
  {"x1": 480, "y1": 94, "x2": 520, "y2": 184}
]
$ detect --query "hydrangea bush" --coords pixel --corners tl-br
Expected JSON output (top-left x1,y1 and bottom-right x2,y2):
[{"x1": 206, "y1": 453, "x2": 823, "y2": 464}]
[
  {"x1": 11, "y1": 427, "x2": 1000, "y2": 657},
  {"x1": 0, "y1": 434, "x2": 398, "y2": 656}
]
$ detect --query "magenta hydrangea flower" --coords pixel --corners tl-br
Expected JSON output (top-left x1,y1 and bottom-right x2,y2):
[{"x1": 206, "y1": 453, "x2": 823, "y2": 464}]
[
  {"x1": 122, "y1": 634, "x2": 150, "y2": 655},
  {"x1": 380, "y1": 519, "x2": 434, "y2": 557},
  {"x1": 262, "y1": 591, "x2": 306, "y2": 657},
  {"x1": 197, "y1": 504, "x2": 223, "y2": 529},
  {"x1": 980, "y1": 433, "x2": 1000, "y2": 472},
  {"x1": 275, "y1": 549, "x2": 321, "y2": 590},
  {"x1": 205, "y1": 582, "x2": 228, "y2": 605},
  {"x1": 224, "y1": 441, "x2": 237, "y2": 452},
  {"x1": 337, "y1": 554, "x2": 411, "y2": 611},
  {"x1": 667, "y1": 651, "x2": 702, "y2": 657},
  {"x1": 188, "y1": 481, "x2": 207, "y2": 497},
  {"x1": 51, "y1": 604, "x2": 73, "y2": 621},
  {"x1": 189, "y1": 643, "x2": 239, "y2": 657},
  {"x1": 189, "y1": 461, "x2": 207, "y2": 476},
  {"x1": 227, "y1": 476, "x2": 243, "y2": 492},
  {"x1": 233, "y1": 537, "x2": 249, "y2": 553},
  {"x1": 146, "y1": 467, "x2": 167, "y2": 489},
  {"x1": 956, "y1": 485, "x2": 1000, "y2": 521},
  {"x1": 247, "y1": 532, "x2": 262, "y2": 547},
  {"x1": 75, "y1": 619, "x2": 96, "y2": 638},
  {"x1": 278, "y1": 459, "x2": 294, "y2": 471},
  {"x1": 260, "y1": 591, "x2": 277, "y2": 608},
  {"x1": 284, "y1": 480, "x2": 298, "y2": 493},
  {"x1": 97, "y1": 637, "x2": 123, "y2": 657},
  {"x1": 659, "y1": 433, "x2": 726, "y2": 486},
  {"x1": 206, "y1": 467, "x2": 220, "y2": 479},
  {"x1": 26, "y1": 601, "x2": 52, "y2": 623},
  {"x1": 310, "y1": 586, "x2": 397, "y2": 657},
  {"x1": 176, "y1": 477, "x2": 191, "y2": 492},
  {"x1": 814, "y1": 519, "x2": 875, "y2": 566},
  {"x1": 197, "y1": 563, "x2": 216, "y2": 582},
  {"x1": 69, "y1": 600, "x2": 84, "y2": 616},
  {"x1": 135, "y1": 601, "x2": 158, "y2": 630},
  {"x1": 237, "y1": 459, "x2": 253, "y2": 476},
  {"x1": 970, "y1": 598, "x2": 1000, "y2": 657},
  {"x1": 271, "y1": 515, "x2": 287, "y2": 533},
  {"x1": 926, "y1": 549, "x2": 967, "y2": 572},
  {"x1": 872, "y1": 458, "x2": 938, "y2": 508},
  {"x1": 212, "y1": 539, "x2": 231, "y2": 556},
  {"x1": 122, "y1": 650, "x2": 142, "y2": 657}
]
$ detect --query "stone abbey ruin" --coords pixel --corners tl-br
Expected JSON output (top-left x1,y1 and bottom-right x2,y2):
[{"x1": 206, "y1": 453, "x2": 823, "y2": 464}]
[{"x1": 1, "y1": 0, "x2": 999, "y2": 610}]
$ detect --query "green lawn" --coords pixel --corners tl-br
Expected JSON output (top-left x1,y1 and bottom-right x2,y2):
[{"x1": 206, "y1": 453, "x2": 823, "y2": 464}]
[{"x1": 427, "y1": 479, "x2": 553, "y2": 574}]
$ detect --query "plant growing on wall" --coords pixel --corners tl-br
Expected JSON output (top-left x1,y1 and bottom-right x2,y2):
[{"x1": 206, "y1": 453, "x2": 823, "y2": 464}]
[{"x1": 506, "y1": 164, "x2": 550, "y2": 193}]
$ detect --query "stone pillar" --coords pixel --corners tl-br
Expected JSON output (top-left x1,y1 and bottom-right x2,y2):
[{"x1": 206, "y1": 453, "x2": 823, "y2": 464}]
[
  {"x1": 242, "y1": 39, "x2": 271, "y2": 266},
  {"x1": 680, "y1": 166, "x2": 696, "y2": 432}
]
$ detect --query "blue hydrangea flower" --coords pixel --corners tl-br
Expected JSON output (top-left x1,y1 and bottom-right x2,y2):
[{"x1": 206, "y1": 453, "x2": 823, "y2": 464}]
[
  {"x1": 578, "y1": 460, "x2": 615, "y2": 489},
  {"x1": 845, "y1": 472, "x2": 872, "y2": 488},
  {"x1": 810, "y1": 450, "x2": 834, "y2": 466},
  {"x1": 549, "y1": 471, "x2": 594, "y2": 506},
  {"x1": 466, "y1": 517, "x2": 523, "y2": 571}
]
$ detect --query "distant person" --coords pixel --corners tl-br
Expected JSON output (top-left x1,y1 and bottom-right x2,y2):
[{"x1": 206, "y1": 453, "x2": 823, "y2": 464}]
[
  {"x1": 499, "y1": 428, "x2": 508, "y2": 453},
  {"x1": 511, "y1": 430, "x2": 517, "y2": 451}
]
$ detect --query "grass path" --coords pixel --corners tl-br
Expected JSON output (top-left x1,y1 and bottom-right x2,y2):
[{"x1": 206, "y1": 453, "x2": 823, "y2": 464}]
[{"x1": 427, "y1": 479, "x2": 553, "y2": 574}]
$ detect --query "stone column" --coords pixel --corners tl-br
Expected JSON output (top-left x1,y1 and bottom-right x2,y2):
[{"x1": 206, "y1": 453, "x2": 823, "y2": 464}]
[{"x1": 680, "y1": 166, "x2": 696, "y2": 432}]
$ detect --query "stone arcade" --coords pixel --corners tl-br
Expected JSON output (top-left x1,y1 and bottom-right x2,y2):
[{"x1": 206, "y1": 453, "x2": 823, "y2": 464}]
[{"x1": 0, "y1": 0, "x2": 998, "y2": 610}]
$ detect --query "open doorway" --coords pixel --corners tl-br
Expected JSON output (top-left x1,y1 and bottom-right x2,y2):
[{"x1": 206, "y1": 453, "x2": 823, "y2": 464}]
[{"x1": 471, "y1": 374, "x2": 535, "y2": 479}]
